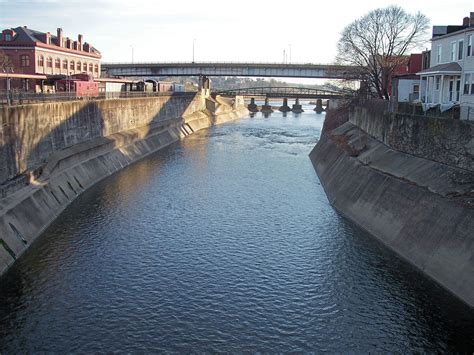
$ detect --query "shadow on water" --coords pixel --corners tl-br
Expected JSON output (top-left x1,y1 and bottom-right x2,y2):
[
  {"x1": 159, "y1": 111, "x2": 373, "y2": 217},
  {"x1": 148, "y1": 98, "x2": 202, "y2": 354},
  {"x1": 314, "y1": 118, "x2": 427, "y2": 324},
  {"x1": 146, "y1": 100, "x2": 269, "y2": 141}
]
[{"x1": 330, "y1": 214, "x2": 474, "y2": 351}]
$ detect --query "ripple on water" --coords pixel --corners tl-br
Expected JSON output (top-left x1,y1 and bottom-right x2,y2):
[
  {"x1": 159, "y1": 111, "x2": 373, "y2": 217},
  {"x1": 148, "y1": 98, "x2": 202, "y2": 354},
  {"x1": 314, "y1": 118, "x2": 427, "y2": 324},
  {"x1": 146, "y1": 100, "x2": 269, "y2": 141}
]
[{"x1": 0, "y1": 110, "x2": 473, "y2": 352}]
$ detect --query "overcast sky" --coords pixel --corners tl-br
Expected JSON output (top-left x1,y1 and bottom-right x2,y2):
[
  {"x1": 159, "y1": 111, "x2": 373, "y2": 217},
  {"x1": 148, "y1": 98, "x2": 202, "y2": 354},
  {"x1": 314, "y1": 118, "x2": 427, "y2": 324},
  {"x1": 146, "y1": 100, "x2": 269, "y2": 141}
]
[{"x1": 1, "y1": 0, "x2": 472, "y2": 64}]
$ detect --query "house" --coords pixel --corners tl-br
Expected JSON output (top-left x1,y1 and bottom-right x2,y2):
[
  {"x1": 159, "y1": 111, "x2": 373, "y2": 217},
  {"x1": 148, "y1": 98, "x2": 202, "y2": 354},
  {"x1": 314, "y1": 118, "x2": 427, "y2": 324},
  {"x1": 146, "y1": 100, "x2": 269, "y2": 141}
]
[
  {"x1": 391, "y1": 53, "x2": 426, "y2": 102},
  {"x1": 417, "y1": 12, "x2": 474, "y2": 120},
  {"x1": 0, "y1": 26, "x2": 101, "y2": 92}
]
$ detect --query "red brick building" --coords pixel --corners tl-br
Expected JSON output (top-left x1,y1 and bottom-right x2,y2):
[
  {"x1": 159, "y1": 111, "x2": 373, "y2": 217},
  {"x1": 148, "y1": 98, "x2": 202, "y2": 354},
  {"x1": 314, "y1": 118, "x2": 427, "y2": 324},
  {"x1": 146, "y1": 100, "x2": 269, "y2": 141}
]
[{"x1": 0, "y1": 26, "x2": 101, "y2": 92}]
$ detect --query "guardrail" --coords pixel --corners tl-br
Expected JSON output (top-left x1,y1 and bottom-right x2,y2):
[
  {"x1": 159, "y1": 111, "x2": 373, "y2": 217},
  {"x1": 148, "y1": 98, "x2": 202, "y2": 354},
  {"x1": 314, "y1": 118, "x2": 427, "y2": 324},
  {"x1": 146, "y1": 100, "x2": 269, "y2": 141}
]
[{"x1": 0, "y1": 91, "x2": 197, "y2": 106}]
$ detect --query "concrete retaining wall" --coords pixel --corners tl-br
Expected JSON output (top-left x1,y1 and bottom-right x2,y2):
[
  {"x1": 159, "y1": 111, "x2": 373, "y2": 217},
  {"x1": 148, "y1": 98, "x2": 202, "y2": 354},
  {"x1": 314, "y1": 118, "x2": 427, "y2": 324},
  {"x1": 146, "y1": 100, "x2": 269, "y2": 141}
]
[
  {"x1": 350, "y1": 106, "x2": 474, "y2": 172},
  {"x1": 311, "y1": 108, "x2": 474, "y2": 307},
  {"x1": 0, "y1": 94, "x2": 248, "y2": 277}
]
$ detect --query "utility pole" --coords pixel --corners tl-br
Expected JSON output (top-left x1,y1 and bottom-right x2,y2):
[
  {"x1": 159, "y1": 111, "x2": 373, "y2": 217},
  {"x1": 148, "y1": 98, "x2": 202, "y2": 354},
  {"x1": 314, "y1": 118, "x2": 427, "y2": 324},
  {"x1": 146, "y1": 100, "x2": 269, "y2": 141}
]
[
  {"x1": 283, "y1": 49, "x2": 286, "y2": 64},
  {"x1": 193, "y1": 38, "x2": 196, "y2": 63},
  {"x1": 130, "y1": 45, "x2": 134, "y2": 64}
]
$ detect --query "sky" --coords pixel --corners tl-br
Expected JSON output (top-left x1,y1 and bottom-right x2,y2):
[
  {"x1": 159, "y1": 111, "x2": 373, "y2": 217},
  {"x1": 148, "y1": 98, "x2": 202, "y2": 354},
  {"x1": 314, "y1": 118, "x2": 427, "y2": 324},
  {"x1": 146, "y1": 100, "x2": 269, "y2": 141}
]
[{"x1": 1, "y1": 0, "x2": 472, "y2": 65}]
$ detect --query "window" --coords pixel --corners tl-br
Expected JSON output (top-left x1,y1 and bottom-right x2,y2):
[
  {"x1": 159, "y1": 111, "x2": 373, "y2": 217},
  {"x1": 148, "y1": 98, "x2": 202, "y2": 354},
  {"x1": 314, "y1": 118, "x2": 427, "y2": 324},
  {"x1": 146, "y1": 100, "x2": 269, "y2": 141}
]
[
  {"x1": 77, "y1": 61, "x2": 81, "y2": 70},
  {"x1": 435, "y1": 76, "x2": 440, "y2": 90},
  {"x1": 458, "y1": 40, "x2": 464, "y2": 60},
  {"x1": 450, "y1": 42, "x2": 456, "y2": 62},
  {"x1": 464, "y1": 73, "x2": 470, "y2": 94},
  {"x1": 94, "y1": 64, "x2": 99, "y2": 73},
  {"x1": 37, "y1": 55, "x2": 44, "y2": 67},
  {"x1": 471, "y1": 74, "x2": 474, "y2": 95},
  {"x1": 89, "y1": 63, "x2": 93, "y2": 72},
  {"x1": 70, "y1": 61, "x2": 74, "y2": 70},
  {"x1": 468, "y1": 34, "x2": 472, "y2": 57},
  {"x1": 437, "y1": 45, "x2": 442, "y2": 64},
  {"x1": 63, "y1": 59, "x2": 68, "y2": 69},
  {"x1": 20, "y1": 55, "x2": 30, "y2": 67},
  {"x1": 83, "y1": 63, "x2": 87, "y2": 71},
  {"x1": 4, "y1": 33, "x2": 12, "y2": 41},
  {"x1": 55, "y1": 58, "x2": 60, "y2": 68},
  {"x1": 413, "y1": 84, "x2": 420, "y2": 96},
  {"x1": 46, "y1": 57, "x2": 52, "y2": 68}
]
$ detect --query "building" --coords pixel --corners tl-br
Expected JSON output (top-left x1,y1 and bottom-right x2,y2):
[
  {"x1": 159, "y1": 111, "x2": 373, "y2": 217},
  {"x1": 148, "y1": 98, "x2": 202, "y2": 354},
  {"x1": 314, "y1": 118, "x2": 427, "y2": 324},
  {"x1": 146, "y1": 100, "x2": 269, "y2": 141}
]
[
  {"x1": 391, "y1": 53, "x2": 426, "y2": 103},
  {"x1": 0, "y1": 26, "x2": 101, "y2": 92},
  {"x1": 418, "y1": 12, "x2": 474, "y2": 120}
]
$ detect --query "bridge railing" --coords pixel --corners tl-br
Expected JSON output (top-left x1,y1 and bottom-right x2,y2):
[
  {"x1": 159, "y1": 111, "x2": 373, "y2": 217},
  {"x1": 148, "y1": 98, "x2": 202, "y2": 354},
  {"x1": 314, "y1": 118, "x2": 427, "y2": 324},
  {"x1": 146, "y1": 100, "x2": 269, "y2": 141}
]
[{"x1": 0, "y1": 90, "x2": 197, "y2": 106}]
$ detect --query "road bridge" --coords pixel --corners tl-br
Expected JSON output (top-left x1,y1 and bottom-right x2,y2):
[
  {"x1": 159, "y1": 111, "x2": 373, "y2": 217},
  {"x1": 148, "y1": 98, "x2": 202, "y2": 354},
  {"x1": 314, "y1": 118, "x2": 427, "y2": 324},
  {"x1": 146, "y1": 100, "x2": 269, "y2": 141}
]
[{"x1": 101, "y1": 62, "x2": 360, "y2": 80}]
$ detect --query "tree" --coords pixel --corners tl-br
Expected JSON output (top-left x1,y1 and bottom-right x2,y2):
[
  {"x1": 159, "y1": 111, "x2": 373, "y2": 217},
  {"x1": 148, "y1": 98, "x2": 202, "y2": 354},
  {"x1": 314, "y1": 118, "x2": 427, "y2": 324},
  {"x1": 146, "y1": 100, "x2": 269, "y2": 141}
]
[{"x1": 336, "y1": 6, "x2": 429, "y2": 100}]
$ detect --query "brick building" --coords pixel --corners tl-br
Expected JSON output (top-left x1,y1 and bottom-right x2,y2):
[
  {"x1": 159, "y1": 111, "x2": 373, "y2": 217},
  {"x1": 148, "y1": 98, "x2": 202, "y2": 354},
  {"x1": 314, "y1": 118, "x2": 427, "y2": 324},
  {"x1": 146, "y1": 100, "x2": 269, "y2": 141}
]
[{"x1": 0, "y1": 26, "x2": 101, "y2": 92}]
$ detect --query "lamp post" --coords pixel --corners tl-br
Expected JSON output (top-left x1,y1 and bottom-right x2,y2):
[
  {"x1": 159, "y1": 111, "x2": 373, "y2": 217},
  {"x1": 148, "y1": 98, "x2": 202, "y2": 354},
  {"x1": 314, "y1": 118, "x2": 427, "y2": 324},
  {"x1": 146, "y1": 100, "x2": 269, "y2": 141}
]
[
  {"x1": 3, "y1": 66, "x2": 14, "y2": 105},
  {"x1": 130, "y1": 45, "x2": 134, "y2": 64},
  {"x1": 192, "y1": 38, "x2": 196, "y2": 63}
]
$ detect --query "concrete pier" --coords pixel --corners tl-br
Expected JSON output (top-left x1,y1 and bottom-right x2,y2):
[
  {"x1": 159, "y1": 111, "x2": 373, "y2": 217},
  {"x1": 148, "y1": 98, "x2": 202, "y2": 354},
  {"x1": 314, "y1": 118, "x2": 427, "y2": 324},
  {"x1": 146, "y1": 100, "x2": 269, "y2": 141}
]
[
  {"x1": 248, "y1": 97, "x2": 259, "y2": 112},
  {"x1": 279, "y1": 98, "x2": 291, "y2": 112},
  {"x1": 314, "y1": 98, "x2": 324, "y2": 113},
  {"x1": 261, "y1": 97, "x2": 273, "y2": 114},
  {"x1": 292, "y1": 98, "x2": 304, "y2": 113}
]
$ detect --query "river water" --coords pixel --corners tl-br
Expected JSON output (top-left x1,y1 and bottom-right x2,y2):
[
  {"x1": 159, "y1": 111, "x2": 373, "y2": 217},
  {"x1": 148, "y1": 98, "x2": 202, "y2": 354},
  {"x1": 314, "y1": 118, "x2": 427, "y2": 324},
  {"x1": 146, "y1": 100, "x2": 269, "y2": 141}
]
[{"x1": 0, "y1": 103, "x2": 473, "y2": 352}]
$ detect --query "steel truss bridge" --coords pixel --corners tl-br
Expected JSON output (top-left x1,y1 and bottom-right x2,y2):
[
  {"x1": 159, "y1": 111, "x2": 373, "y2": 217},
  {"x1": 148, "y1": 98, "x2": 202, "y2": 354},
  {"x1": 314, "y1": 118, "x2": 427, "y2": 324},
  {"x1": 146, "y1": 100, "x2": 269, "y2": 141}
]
[{"x1": 215, "y1": 86, "x2": 347, "y2": 99}]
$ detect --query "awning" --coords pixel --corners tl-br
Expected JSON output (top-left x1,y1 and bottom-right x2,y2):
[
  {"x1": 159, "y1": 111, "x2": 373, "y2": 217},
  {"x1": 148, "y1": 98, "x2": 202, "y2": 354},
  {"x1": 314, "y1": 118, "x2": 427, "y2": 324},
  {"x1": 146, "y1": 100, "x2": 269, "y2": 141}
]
[{"x1": 417, "y1": 62, "x2": 462, "y2": 76}]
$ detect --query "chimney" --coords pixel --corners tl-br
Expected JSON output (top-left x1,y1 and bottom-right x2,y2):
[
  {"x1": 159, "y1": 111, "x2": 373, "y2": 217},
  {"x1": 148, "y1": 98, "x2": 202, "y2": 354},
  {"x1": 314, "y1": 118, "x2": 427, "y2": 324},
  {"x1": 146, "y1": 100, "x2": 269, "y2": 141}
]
[
  {"x1": 66, "y1": 37, "x2": 71, "y2": 49},
  {"x1": 78, "y1": 34, "x2": 83, "y2": 51},
  {"x1": 73, "y1": 41, "x2": 78, "y2": 50},
  {"x1": 463, "y1": 17, "x2": 470, "y2": 27},
  {"x1": 45, "y1": 31, "x2": 51, "y2": 45},
  {"x1": 471, "y1": 12, "x2": 474, "y2": 27},
  {"x1": 83, "y1": 42, "x2": 91, "y2": 52},
  {"x1": 57, "y1": 28, "x2": 63, "y2": 47}
]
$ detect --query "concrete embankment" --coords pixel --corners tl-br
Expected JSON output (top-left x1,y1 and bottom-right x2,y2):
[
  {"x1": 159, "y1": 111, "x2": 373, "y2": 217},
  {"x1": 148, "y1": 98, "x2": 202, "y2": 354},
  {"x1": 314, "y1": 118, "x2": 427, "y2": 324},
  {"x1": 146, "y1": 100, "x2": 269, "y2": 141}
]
[
  {"x1": 0, "y1": 93, "x2": 248, "y2": 277},
  {"x1": 310, "y1": 104, "x2": 474, "y2": 307}
]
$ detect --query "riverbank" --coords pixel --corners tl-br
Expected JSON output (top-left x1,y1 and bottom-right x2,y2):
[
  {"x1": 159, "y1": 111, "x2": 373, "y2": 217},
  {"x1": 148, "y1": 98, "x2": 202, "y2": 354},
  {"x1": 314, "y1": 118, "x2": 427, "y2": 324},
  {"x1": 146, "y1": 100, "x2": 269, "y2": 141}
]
[
  {"x1": 310, "y1": 101, "x2": 474, "y2": 307},
  {"x1": 0, "y1": 93, "x2": 248, "y2": 277}
]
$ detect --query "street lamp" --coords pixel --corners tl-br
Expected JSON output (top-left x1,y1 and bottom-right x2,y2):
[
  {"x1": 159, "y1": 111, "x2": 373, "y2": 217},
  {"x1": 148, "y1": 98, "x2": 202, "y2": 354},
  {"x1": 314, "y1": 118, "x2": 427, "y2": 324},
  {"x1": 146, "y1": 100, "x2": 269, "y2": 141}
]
[
  {"x1": 130, "y1": 45, "x2": 134, "y2": 64},
  {"x1": 192, "y1": 38, "x2": 196, "y2": 63},
  {"x1": 3, "y1": 66, "x2": 14, "y2": 105}
]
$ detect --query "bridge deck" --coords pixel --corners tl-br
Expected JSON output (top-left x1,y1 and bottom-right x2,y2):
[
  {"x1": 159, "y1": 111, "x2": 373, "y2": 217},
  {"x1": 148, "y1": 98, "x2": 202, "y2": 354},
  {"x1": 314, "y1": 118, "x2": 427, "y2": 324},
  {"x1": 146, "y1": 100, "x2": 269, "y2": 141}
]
[{"x1": 102, "y1": 62, "x2": 360, "y2": 79}]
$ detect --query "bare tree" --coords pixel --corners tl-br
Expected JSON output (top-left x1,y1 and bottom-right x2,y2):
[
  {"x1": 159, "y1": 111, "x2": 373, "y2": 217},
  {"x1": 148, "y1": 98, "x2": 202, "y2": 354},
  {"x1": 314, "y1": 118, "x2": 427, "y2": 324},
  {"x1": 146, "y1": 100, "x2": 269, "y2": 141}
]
[{"x1": 337, "y1": 6, "x2": 429, "y2": 100}]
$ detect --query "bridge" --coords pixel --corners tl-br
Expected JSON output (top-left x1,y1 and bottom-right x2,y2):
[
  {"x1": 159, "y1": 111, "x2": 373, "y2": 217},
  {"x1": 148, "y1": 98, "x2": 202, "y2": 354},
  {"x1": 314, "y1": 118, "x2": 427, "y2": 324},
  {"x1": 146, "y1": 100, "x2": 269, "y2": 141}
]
[
  {"x1": 101, "y1": 62, "x2": 360, "y2": 80},
  {"x1": 214, "y1": 86, "x2": 350, "y2": 114},
  {"x1": 215, "y1": 86, "x2": 346, "y2": 99}
]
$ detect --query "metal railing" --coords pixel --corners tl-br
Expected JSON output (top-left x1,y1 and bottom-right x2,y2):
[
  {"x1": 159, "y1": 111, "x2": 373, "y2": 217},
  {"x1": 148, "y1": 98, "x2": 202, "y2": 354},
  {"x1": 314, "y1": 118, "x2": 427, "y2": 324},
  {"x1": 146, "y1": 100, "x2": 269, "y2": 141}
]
[{"x1": 0, "y1": 90, "x2": 197, "y2": 106}]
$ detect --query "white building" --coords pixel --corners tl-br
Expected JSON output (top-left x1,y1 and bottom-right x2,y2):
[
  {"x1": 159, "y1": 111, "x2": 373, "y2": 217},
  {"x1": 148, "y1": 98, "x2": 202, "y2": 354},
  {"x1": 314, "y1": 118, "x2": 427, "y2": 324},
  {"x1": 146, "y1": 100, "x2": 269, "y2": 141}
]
[{"x1": 418, "y1": 13, "x2": 474, "y2": 120}]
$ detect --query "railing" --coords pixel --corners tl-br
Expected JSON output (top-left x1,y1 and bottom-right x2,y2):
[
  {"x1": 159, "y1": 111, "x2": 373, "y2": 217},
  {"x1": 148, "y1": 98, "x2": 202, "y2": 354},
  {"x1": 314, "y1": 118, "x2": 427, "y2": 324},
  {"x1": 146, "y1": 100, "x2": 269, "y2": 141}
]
[
  {"x1": 0, "y1": 90, "x2": 197, "y2": 106},
  {"x1": 102, "y1": 61, "x2": 345, "y2": 66}
]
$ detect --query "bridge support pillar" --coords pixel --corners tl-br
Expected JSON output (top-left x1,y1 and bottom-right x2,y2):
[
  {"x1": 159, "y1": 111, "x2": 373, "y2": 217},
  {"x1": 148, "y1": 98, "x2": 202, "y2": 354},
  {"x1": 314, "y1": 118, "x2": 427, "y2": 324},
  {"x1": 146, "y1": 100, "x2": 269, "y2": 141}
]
[
  {"x1": 313, "y1": 98, "x2": 324, "y2": 113},
  {"x1": 279, "y1": 98, "x2": 291, "y2": 112},
  {"x1": 261, "y1": 97, "x2": 273, "y2": 114},
  {"x1": 248, "y1": 97, "x2": 259, "y2": 112},
  {"x1": 199, "y1": 75, "x2": 211, "y2": 97},
  {"x1": 292, "y1": 98, "x2": 304, "y2": 113}
]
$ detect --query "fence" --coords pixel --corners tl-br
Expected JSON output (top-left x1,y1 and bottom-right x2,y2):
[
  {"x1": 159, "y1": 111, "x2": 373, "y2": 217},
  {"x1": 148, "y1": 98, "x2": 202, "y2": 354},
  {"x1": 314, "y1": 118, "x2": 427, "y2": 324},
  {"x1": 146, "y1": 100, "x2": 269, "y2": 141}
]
[{"x1": 0, "y1": 90, "x2": 197, "y2": 106}]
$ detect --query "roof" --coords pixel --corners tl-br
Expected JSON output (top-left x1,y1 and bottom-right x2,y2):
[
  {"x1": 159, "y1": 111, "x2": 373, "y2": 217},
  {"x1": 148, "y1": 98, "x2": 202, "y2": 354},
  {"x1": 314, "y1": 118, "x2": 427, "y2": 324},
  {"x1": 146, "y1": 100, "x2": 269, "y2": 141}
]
[
  {"x1": 417, "y1": 62, "x2": 462, "y2": 76},
  {"x1": 2, "y1": 26, "x2": 101, "y2": 56}
]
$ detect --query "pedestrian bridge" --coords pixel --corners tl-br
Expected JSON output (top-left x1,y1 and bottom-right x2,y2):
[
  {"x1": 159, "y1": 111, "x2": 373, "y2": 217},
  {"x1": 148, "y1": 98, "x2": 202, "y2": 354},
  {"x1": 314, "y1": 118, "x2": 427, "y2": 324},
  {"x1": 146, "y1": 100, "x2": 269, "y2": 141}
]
[
  {"x1": 215, "y1": 86, "x2": 346, "y2": 99},
  {"x1": 101, "y1": 62, "x2": 360, "y2": 79}
]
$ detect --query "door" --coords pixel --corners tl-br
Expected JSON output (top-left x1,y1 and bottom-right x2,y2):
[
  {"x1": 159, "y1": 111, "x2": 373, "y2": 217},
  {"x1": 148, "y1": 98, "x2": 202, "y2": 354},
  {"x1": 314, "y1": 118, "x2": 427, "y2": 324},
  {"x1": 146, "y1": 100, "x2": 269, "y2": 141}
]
[
  {"x1": 456, "y1": 78, "x2": 461, "y2": 102},
  {"x1": 449, "y1": 79, "x2": 454, "y2": 102}
]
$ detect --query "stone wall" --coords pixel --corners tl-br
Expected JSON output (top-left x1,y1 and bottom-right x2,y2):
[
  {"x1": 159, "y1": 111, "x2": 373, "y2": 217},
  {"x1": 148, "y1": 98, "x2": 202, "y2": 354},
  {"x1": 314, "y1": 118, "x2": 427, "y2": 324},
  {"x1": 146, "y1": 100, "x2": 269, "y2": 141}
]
[
  {"x1": 311, "y1": 106, "x2": 474, "y2": 307},
  {"x1": 0, "y1": 94, "x2": 205, "y2": 187},
  {"x1": 349, "y1": 106, "x2": 474, "y2": 172}
]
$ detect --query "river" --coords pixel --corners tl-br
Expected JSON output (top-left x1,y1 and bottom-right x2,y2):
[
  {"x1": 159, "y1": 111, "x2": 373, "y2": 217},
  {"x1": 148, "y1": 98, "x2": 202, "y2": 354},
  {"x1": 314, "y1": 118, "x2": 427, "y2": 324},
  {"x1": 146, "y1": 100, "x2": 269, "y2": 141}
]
[{"x1": 0, "y1": 102, "x2": 473, "y2": 352}]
